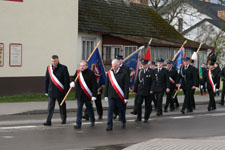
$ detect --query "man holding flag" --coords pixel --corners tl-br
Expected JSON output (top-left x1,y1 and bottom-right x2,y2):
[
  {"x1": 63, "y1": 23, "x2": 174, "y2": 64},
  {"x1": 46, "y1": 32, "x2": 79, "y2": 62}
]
[{"x1": 70, "y1": 60, "x2": 97, "y2": 129}]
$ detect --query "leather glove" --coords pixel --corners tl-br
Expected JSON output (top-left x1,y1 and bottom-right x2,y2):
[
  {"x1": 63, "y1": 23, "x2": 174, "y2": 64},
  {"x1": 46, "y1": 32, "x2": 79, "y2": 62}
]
[
  {"x1": 70, "y1": 81, "x2": 75, "y2": 88},
  {"x1": 124, "y1": 99, "x2": 128, "y2": 104},
  {"x1": 104, "y1": 97, "x2": 108, "y2": 102},
  {"x1": 45, "y1": 93, "x2": 48, "y2": 96},
  {"x1": 91, "y1": 97, "x2": 96, "y2": 101}
]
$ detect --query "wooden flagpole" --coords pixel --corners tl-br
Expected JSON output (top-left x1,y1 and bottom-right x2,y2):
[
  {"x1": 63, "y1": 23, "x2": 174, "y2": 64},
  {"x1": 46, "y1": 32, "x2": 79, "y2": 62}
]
[
  {"x1": 172, "y1": 40, "x2": 187, "y2": 61},
  {"x1": 123, "y1": 38, "x2": 152, "y2": 62},
  {"x1": 60, "y1": 41, "x2": 101, "y2": 106}
]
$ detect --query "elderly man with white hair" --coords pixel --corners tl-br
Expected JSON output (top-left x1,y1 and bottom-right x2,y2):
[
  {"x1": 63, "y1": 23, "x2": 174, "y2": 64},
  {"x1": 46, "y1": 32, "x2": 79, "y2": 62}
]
[{"x1": 104, "y1": 59, "x2": 130, "y2": 131}]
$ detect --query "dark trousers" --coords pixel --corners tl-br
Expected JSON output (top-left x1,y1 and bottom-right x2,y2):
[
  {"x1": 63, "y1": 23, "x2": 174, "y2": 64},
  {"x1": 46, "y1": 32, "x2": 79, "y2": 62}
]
[
  {"x1": 182, "y1": 89, "x2": 194, "y2": 112},
  {"x1": 132, "y1": 94, "x2": 138, "y2": 113},
  {"x1": 220, "y1": 82, "x2": 225, "y2": 104},
  {"x1": 152, "y1": 93, "x2": 157, "y2": 109},
  {"x1": 155, "y1": 92, "x2": 164, "y2": 114},
  {"x1": 208, "y1": 90, "x2": 216, "y2": 110},
  {"x1": 191, "y1": 89, "x2": 196, "y2": 109},
  {"x1": 174, "y1": 95, "x2": 179, "y2": 108},
  {"x1": 107, "y1": 98, "x2": 126, "y2": 128},
  {"x1": 164, "y1": 89, "x2": 175, "y2": 110},
  {"x1": 84, "y1": 94, "x2": 103, "y2": 118},
  {"x1": 46, "y1": 96, "x2": 67, "y2": 123},
  {"x1": 76, "y1": 96, "x2": 95, "y2": 125},
  {"x1": 137, "y1": 95, "x2": 152, "y2": 121}
]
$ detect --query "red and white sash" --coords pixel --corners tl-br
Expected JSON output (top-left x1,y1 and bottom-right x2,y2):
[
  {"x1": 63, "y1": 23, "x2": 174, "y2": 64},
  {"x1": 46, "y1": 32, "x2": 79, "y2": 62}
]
[
  {"x1": 108, "y1": 70, "x2": 127, "y2": 104},
  {"x1": 48, "y1": 65, "x2": 64, "y2": 93},
  {"x1": 208, "y1": 70, "x2": 216, "y2": 92},
  {"x1": 77, "y1": 70, "x2": 92, "y2": 100},
  {"x1": 169, "y1": 77, "x2": 175, "y2": 85}
]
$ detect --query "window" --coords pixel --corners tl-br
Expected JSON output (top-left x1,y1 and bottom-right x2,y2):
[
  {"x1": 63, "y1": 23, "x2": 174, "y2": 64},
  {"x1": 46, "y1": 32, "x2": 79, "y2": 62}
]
[
  {"x1": 103, "y1": 45, "x2": 123, "y2": 64},
  {"x1": 82, "y1": 38, "x2": 96, "y2": 60},
  {"x1": 124, "y1": 46, "x2": 137, "y2": 58}
]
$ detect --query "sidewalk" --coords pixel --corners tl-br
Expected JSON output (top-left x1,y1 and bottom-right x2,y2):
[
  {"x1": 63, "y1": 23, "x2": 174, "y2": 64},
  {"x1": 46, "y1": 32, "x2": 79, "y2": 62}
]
[{"x1": 0, "y1": 94, "x2": 219, "y2": 116}]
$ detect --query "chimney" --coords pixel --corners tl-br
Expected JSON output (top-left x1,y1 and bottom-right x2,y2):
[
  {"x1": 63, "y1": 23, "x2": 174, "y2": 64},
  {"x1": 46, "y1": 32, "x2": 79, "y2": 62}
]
[
  {"x1": 178, "y1": 18, "x2": 183, "y2": 33},
  {"x1": 200, "y1": 0, "x2": 210, "y2": 2},
  {"x1": 218, "y1": 10, "x2": 225, "y2": 21},
  {"x1": 130, "y1": 0, "x2": 149, "y2": 5}
]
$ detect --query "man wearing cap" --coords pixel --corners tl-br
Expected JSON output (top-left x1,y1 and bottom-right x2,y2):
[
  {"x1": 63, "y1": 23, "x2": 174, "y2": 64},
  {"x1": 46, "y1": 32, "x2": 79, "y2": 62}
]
[
  {"x1": 150, "y1": 58, "x2": 169, "y2": 116},
  {"x1": 190, "y1": 59, "x2": 199, "y2": 110},
  {"x1": 203, "y1": 61, "x2": 219, "y2": 111},
  {"x1": 177, "y1": 57, "x2": 198, "y2": 114},
  {"x1": 134, "y1": 59, "x2": 153, "y2": 123},
  {"x1": 104, "y1": 59, "x2": 130, "y2": 131},
  {"x1": 164, "y1": 60, "x2": 178, "y2": 112}
]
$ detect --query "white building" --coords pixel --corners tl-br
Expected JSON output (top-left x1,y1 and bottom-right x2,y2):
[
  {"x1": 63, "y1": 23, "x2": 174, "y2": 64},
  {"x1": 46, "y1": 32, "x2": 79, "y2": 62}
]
[{"x1": 0, "y1": 0, "x2": 78, "y2": 96}]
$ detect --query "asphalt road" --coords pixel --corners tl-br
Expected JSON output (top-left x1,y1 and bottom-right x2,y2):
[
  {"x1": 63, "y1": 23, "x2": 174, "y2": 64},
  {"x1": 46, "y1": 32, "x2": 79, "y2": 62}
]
[{"x1": 1, "y1": 104, "x2": 225, "y2": 150}]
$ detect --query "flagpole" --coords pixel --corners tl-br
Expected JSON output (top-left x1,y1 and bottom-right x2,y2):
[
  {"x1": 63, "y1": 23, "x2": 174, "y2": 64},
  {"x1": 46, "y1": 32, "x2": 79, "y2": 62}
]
[
  {"x1": 60, "y1": 41, "x2": 101, "y2": 106},
  {"x1": 172, "y1": 40, "x2": 187, "y2": 61},
  {"x1": 123, "y1": 38, "x2": 152, "y2": 62}
]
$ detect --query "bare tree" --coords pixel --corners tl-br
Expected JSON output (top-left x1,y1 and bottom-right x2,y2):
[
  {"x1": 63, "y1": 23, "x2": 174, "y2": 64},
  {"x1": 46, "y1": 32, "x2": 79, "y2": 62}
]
[{"x1": 218, "y1": 0, "x2": 225, "y2": 5}]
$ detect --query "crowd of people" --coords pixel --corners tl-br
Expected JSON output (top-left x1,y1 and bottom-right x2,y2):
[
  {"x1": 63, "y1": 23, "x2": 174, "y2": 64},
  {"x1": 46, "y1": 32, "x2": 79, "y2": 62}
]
[{"x1": 43, "y1": 54, "x2": 225, "y2": 131}]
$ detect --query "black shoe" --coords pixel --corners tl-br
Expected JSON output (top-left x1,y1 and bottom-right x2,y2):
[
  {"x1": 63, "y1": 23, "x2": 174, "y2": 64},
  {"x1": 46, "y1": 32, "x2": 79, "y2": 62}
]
[
  {"x1": 170, "y1": 108, "x2": 175, "y2": 111},
  {"x1": 135, "y1": 119, "x2": 141, "y2": 122},
  {"x1": 98, "y1": 116, "x2": 102, "y2": 120},
  {"x1": 82, "y1": 115, "x2": 89, "y2": 121},
  {"x1": 187, "y1": 110, "x2": 193, "y2": 113},
  {"x1": 122, "y1": 124, "x2": 126, "y2": 129},
  {"x1": 208, "y1": 108, "x2": 211, "y2": 112},
  {"x1": 90, "y1": 122, "x2": 95, "y2": 127},
  {"x1": 181, "y1": 110, "x2": 185, "y2": 114},
  {"x1": 144, "y1": 120, "x2": 148, "y2": 123},
  {"x1": 130, "y1": 111, "x2": 137, "y2": 115},
  {"x1": 61, "y1": 120, "x2": 66, "y2": 124},
  {"x1": 74, "y1": 124, "x2": 81, "y2": 129},
  {"x1": 156, "y1": 112, "x2": 162, "y2": 116},
  {"x1": 106, "y1": 127, "x2": 113, "y2": 131},
  {"x1": 113, "y1": 115, "x2": 118, "y2": 120},
  {"x1": 164, "y1": 109, "x2": 168, "y2": 112},
  {"x1": 43, "y1": 122, "x2": 51, "y2": 126},
  {"x1": 219, "y1": 102, "x2": 224, "y2": 106}
]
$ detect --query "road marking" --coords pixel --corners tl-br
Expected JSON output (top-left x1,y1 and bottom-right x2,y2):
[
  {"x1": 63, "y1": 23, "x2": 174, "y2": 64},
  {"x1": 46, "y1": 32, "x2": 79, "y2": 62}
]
[
  {"x1": 205, "y1": 113, "x2": 225, "y2": 117},
  {"x1": 170, "y1": 116, "x2": 194, "y2": 119},
  {"x1": 1, "y1": 136, "x2": 14, "y2": 139},
  {"x1": 0, "y1": 125, "x2": 37, "y2": 130}
]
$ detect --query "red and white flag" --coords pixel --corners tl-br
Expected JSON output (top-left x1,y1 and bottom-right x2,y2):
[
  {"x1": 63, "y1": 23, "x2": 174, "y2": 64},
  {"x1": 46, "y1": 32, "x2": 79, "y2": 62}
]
[
  {"x1": 77, "y1": 70, "x2": 92, "y2": 100},
  {"x1": 48, "y1": 65, "x2": 64, "y2": 93}
]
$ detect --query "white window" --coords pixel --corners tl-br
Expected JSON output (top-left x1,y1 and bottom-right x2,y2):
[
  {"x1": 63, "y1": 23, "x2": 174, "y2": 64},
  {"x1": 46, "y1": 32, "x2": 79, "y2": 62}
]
[
  {"x1": 124, "y1": 46, "x2": 137, "y2": 58},
  {"x1": 103, "y1": 45, "x2": 123, "y2": 64},
  {"x1": 82, "y1": 38, "x2": 96, "y2": 60}
]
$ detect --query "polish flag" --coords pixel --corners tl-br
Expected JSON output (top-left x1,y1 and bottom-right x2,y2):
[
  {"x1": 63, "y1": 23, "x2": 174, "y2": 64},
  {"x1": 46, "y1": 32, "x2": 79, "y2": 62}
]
[{"x1": 144, "y1": 47, "x2": 151, "y2": 61}]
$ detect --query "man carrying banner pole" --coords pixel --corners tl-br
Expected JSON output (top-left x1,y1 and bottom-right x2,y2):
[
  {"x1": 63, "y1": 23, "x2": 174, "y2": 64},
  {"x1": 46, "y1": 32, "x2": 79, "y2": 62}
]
[
  {"x1": 70, "y1": 60, "x2": 97, "y2": 129},
  {"x1": 43, "y1": 55, "x2": 70, "y2": 126}
]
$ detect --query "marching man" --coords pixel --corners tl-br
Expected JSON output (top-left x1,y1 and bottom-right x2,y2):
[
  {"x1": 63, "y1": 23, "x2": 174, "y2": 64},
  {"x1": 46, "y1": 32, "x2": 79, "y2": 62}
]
[
  {"x1": 203, "y1": 61, "x2": 219, "y2": 111},
  {"x1": 44, "y1": 55, "x2": 70, "y2": 126},
  {"x1": 70, "y1": 60, "x2": 97, "y2": 129},
  {"x1": 105, "y1": 59, "x2": 130, "y2": 131}
]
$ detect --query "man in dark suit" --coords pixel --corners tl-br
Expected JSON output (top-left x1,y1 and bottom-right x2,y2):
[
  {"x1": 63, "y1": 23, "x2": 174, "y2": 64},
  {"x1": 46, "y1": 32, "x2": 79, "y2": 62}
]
[
  {"x1": 150, "y1": 58, "x2": 169, "y2": 116},
  {"x1": 44, "y1": 55, "x2": 70, "y2": 126},
  {"x1": 113, "y1": 55, "x2": 130, "y2": 120},
  {"x1": 203, "y1": 61, "x2": 219, "y2": 111},
  {"x1": 134, "y1": 59, "x2": 153, "y2": 123},
  {"x1": 70, "y1": 60, "x2": 97, "y2": 129},
  {"x1": 177, "y1": 57, "x2": 198, "y2": 114},
  {"x1": 164, "y1": 60, "x2": 178, "y2": 112},
  {"x1": 190, "y1": 59, "x2": 199, "y2": 110},
  {"x1": 149, "y1": 61, "x2": 157, "y2": 110},
  {"x1": 104, "y1": 59, "x2": 130, "y2": 131},
  {"x1": 200, "y1": 63, "x2": 207, "y2": 96}
]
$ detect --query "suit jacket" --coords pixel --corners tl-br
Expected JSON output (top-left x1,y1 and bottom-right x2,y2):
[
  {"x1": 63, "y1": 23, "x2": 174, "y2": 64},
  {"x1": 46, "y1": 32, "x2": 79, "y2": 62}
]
[
  {"x1": 221, "y1": 67, "x2": 225, "y2": 82},
  {"x1": 134, "y1": 68, "x2": 153, "y2": 96},
  {"x1": 167, "y1": 68, "x2": 178, "y2": 90},
  {"x1": 151, "y1": 67, "x2": 169, "y2": 92},
  {"x1": 45, "y1": 63, "x2": 70, "y2": 98},
  {"x1": 105, "y1": 68, "x2": 129, "y2": 100},
  {"x1": 178, "y1": 65, "x2": 198, "y2": 90},
  {"x1": 72, "y1": 69, "x2": 97, "y2": 100},
  {"x1": 203, "y1": 69, "x2": 219, "y2": 91}
]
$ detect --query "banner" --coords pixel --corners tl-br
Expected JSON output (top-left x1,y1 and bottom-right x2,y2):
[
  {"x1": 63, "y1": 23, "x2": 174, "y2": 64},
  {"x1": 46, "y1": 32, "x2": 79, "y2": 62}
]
[
  {"x1": 88, "y1": 48, "x2": 106, "y2": 90},
  {"x1": 123, "y1": 52, "x2": 139, "y2": 89},
  {"x1": 172, "y1": 48, "x2": 186, "y2": 71}
]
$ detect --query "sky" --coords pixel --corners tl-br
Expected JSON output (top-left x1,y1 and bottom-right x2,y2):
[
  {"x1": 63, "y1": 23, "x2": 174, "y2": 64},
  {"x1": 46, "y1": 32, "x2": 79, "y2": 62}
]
[{"x1": 210, "y1": 0, "x2": 219, "y2": 4}]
